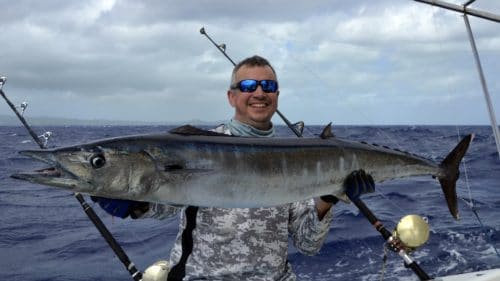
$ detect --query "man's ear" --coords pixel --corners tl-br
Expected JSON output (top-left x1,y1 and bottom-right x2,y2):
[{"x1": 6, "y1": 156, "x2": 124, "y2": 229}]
[{"x1": 227, "y1": 90, "x2": 236, "y2": 107}]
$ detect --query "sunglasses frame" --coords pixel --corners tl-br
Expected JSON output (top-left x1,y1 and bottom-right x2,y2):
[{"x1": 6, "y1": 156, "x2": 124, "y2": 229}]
[{"x1": 230, "y1": 79, "x2": 279, "y2": 93}]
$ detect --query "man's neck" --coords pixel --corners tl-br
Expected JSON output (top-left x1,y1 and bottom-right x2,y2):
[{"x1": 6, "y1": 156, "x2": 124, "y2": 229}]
[{"x1": 226, "y1": 119, "x2": 275, "y2": 137}]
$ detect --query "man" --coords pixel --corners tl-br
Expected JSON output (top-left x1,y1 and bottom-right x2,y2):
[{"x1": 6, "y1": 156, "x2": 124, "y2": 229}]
[{"x1": 94, "y1": 55, "x2": 375, "y2": 280}]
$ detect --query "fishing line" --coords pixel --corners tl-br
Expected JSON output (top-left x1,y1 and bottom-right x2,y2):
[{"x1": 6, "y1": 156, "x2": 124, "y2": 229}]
[
  {"x1": 379, "y1": 243, "x2": 390, "y2": 281},
  {"x1": 241, "y1": 28, "x2": 408, "y2": 151},
  {"x1": 455, "y1": 128, "x2": 500, "y2": 259},
  {"x1": 203, "y1": 16, "x2": 461, "y2": 278},
  {"x1": 245, "y1": 25, "x2": 427, "y2": 224},
  {"x1": 375, "y1": 187, "x2": 410, "y2": 216},
  {"x1": 455, "y1": 127, "x2": 473, "y2": 204},
  {"x1": 431, "y1": 2, "x2": 500, "y2": 261},
  {"x1": 254, "y1": 20, "x2": 450, "y2": 193}
]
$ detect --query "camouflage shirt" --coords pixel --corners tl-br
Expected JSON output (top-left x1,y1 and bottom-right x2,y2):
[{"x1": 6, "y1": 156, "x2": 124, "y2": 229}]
[{"x1": 141, "y1": 124, "x2": 333, "y2": 280}]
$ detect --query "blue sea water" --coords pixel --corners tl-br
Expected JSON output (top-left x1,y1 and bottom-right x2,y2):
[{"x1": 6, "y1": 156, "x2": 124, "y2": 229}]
[{"x1": 0, "y1": 125, "x2": 499, "y2": 281}]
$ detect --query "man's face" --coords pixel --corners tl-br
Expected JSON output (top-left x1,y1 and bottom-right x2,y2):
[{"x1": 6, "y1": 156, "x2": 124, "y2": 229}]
[{"x1": 227, "y1": 65, "x2": 279, "y2": 130}]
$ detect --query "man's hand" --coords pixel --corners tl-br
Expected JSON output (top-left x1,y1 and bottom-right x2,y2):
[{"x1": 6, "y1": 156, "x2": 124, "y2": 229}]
[
  {"x1": 344, "y1": 169, "x2": 375, "y2": 201},
  {"x1": 320, "y1": 170, "x2": 375, "y2": 204},
  {"x1": 319, "y1": 195, "x2": 339, "y2": 204},
  {"x1": 91, "y1": 196, "x2": 150, "y2": 219}
]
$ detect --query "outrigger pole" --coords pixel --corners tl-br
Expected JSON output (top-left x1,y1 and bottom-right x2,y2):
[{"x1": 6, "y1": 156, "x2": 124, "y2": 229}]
[
  {"x1": 0, "y1": 78, "x2": 143, "y2": 281},
  {"x1": 414, "y1": 0, "x2": 500, "y2": 158},
  {"x1": 0, "y1": 78, "x2": 46, "y2": 148},
  {"x1": 202, "y1": 29, "x2": 432, "y2": 280},
  {"x1": 199, "y1": 27, "x2": 304, "y2": 138}
]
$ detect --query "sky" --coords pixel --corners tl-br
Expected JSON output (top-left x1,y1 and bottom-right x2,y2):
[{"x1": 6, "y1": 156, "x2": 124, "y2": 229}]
[{"x1": 0, "y1": 0, "x2": 499, "y2": 125}]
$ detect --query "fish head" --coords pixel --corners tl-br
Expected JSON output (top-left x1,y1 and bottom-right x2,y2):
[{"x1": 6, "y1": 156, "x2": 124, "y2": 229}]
[{"x1": 12, "y1": 145, "x2": 159, "y2": 199}]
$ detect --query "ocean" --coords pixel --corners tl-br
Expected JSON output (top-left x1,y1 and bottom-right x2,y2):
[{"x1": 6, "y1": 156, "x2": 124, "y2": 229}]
[{"x1": 0, "y1": 125, "x2": 499, "y2": 281}]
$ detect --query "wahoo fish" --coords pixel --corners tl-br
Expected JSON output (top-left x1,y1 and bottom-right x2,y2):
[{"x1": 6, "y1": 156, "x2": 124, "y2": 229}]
[{"x1": 12, "y1": 125, "x2": 473, "y2": 219}]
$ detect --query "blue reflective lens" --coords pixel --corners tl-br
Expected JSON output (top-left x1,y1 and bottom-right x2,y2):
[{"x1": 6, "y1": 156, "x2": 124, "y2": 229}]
[
  {"x1": 240, "y1": 80, "x2": 258, "y2": 92},
  {"x1": 259, "y1": 80, "x2": 278, "y2": 93},
  {"x1": 232, "y1": 79, "x2": 278, "y2": 93}
]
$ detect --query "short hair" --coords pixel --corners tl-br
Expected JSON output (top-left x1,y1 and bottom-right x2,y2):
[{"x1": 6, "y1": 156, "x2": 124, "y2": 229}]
[{"x1": 229, "y1": 55, "x2": 277, "y2": 88}]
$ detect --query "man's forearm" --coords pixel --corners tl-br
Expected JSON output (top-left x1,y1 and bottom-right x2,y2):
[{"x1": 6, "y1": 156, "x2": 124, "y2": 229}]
[{"x1": 315, "y1": 198, "x2": 333, "y2": 221}]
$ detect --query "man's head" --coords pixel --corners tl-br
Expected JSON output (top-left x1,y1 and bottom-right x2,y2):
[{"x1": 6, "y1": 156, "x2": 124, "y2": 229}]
[{"x1": 227, "y1": 55, "x2": 279, "y2": 130}]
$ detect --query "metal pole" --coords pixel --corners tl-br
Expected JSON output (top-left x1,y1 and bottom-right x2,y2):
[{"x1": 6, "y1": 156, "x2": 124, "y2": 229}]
[
  {"x1": 199, "y1": 27, "x2": 304, "y2": 137},
  {"x1": 463, "y1": 15, "x2": 500, "y2": 159},
  {"x1": 0, "y1": 80, "x2": 143, "y2": 281},
  {"x1": 414, "y1": 0, "x2": 500, "y2": 23},
  {"x1": 75, "y1": 193, "x2": 143, "y2": 281},
  {"x1": 200, "y1": 27, "x2": 236, "y2": 66},
  {"x1": 463, "y1": 0, "x2": 476, "y2": 7},
  {"x1": 414, "y1": 0, "x2": 500, "y2": 158}
]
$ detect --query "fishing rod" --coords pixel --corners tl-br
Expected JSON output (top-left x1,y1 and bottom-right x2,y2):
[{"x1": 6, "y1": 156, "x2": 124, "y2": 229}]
[
  {"x1": 352, "y1": 199, "x2": 431, "y2": 280},
  {"x1": 0, "y1": 77, "x2": 143, "y2": 281},
  {"x1": 201, "y1": 27, "x2": 433, "y2": 279},
  {"x1": 199, "y1": 27, "x2": 304, "y2": 138}
]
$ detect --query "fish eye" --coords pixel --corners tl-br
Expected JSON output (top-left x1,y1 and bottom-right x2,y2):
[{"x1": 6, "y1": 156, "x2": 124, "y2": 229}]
[{"x1": 90, "y1": 154, "x2": 106, "y2": 169}]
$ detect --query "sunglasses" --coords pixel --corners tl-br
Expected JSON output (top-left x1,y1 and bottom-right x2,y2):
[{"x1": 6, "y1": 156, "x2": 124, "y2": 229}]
[{"x1": 230, "y1": 79, "x2": 279, "y2": 93}]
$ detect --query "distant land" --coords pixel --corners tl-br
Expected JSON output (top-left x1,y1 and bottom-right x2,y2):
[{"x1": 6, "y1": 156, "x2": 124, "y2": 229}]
[
  {"x1": 1, "y1": 114, "x2": 492, "y2": 127},
  {"x1": 0, "y1": 114, "x2": 221, "y2": 126}
]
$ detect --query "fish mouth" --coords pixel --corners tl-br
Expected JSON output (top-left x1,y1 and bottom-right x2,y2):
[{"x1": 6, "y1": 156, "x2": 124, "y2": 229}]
[
  {"x1": 11, "y1": 167, "x2": 86, "y2": 190},
  {"x1": 11, "y1": 150, "x2": 90, "y2": 191},
  {"x1": 12, "y1": 166, "x2": 62, "y2": 181}
]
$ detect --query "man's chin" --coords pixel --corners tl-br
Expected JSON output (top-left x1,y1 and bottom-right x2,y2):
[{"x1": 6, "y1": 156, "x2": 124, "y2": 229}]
[{"x1": 247, "y1": 116, "x2": 274, "y2": 129}]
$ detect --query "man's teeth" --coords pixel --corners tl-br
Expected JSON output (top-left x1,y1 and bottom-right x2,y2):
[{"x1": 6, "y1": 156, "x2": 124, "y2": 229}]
[{"x1": 251, "y1": 103, "x2": 267, "y2": 108}]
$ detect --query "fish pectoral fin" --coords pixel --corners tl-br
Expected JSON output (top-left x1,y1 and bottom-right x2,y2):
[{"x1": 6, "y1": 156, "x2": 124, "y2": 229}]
[{"x1": 337, "y1": 194, "x2": 350, "y2": 204}]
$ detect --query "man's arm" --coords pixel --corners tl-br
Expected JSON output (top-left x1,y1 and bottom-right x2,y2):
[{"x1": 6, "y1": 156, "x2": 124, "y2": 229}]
[
  {"x1": 288, "y1": 199, "x2": 333, "y2": 256},
  {"x1": 289, "y1": 170, "x2": 376, "y2": 255},
  {"x1": 315, "y1": 199, "x2": 334, "y2": 221}
]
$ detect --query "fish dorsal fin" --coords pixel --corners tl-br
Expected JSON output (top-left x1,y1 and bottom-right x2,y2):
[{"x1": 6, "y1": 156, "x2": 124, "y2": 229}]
[
  {"x1": 320, "y1": 122, "x2": 334, "y2": 139},
  {"x1": 169, "y1": 125, "x2": 230, "y2": 137}
]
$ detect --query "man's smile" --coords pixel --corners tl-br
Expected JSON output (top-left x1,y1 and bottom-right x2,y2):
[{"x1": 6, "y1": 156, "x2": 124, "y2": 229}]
[{"x1": 249, "y1": 102, "x2": 269, "y2": 108}]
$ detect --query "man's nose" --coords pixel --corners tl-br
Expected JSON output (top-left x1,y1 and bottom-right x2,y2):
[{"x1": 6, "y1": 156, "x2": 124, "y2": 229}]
[{"x1": 252, "y1": 85, "x2": 266, "y2": 96}]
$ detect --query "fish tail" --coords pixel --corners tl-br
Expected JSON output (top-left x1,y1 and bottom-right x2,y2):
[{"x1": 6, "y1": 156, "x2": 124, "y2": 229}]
[{"x1": 438, "y1": 134, "x2": 474, "y2": 220}]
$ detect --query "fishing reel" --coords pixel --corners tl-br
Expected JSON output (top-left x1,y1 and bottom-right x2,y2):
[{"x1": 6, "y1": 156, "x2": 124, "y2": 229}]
[
  {"x1": 143, "y1": 260, "x2": 170, "y2": 281},
  {"x1": 390, "y1": 214, "x2": 430, "y2": 253}
]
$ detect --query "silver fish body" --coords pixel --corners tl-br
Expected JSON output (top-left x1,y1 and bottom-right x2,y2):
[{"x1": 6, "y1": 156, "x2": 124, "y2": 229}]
[{"x1": 12, "y1": 126, "x2": 473, "y2": 218}]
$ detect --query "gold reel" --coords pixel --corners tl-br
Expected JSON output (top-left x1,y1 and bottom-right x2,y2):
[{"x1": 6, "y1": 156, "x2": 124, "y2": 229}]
[{"x1": 393, "y1": 214, "x2": 430, "y2": 252}]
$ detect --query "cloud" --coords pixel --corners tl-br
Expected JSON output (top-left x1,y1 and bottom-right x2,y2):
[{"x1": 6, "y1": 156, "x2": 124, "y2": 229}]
[{"x1": 0, "y1": 0, "x2": 498, "y2": 125}]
